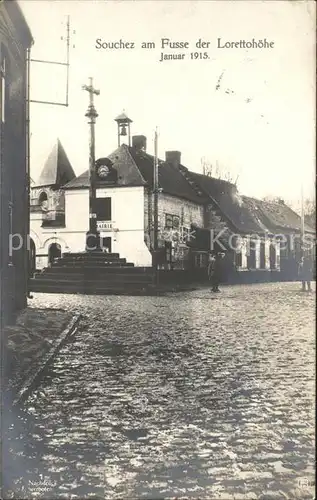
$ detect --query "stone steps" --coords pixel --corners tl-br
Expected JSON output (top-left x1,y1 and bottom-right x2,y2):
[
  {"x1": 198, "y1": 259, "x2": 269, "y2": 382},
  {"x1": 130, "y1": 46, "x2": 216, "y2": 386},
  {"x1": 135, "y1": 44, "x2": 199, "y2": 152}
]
[
  {"x1": 42, "y1": 266, "x2": 151, "y2": 274},
  {"x1": 54, "y1": 257, "x2": 131, "y2": 265},
  {"x1": 62, "y1": 252, "x2": 120, "y2": 259},
  {"x1": 30, "y1": 250, "x2": 154, "y2": 295},
  {"x1": 52, "y1": 261, "x2": 135, "y2": 268},
  {"x1": 30, "y1": 282, "x2": 154, "y2": 296},
  {"x1": 33, "y1": 273, "x2": 153, "y2": 283}
]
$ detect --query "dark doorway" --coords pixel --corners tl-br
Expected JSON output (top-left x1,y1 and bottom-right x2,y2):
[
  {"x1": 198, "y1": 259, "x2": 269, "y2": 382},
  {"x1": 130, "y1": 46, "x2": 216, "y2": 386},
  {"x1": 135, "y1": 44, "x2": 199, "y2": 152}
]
[
  {"x1": 165, "y1": 241, "x2": 172, "y2": 265},
  {"x1": 28, "y1": 238, "x2": 36, "y2": 276},
  {"x1": 48, "y1": 243, "x2": 61, "y2": 265},
  {"x1": 102, "y1": 237, "x2": 112, "y2": 253}
]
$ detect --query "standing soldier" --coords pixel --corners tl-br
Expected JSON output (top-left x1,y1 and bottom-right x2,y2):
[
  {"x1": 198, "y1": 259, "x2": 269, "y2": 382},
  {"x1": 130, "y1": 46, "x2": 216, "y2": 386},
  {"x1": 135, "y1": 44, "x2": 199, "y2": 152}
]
[
  {"x1": 208, "y1": 252, "x2": 226, "y2": 292},
  {"x1": 207, "y1": 252, "x2": 216, "y2": 287},
  {"x1": 298, "y1": 254, "x2": 313, "y2": 292}
]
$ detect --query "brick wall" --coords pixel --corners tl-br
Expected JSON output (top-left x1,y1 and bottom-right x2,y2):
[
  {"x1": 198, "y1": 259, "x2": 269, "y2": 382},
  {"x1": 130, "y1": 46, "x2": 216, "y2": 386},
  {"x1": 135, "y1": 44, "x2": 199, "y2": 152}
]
[
  {"x1": 144, "y1": 191, "x2": 205, "y2": 268},
  {"x1": 144, "y1": 191, "x2": 204, "y2": 242}
]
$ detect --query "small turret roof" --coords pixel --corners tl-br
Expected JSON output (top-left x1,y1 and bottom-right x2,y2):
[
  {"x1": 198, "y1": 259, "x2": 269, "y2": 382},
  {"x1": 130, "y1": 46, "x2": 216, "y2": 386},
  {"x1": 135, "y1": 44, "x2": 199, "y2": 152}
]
[
  {"x1": 114, "y1": 112, "x2": 133, "y2": 123},
  {"x1": 36, "y1": 139, "x2": 76, "y2": 187}
]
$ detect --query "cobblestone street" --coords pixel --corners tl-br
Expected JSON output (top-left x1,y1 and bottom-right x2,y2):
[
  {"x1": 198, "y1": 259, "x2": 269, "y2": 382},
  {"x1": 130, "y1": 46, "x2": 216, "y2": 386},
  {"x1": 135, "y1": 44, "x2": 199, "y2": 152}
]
[{"x1": 3, "y1": 282, "x2": 315, "y2": 499}]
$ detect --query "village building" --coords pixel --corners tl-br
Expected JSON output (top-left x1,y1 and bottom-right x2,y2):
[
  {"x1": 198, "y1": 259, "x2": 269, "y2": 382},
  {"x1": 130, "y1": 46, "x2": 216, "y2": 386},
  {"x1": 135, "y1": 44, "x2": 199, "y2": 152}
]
[
  {"x1": 0, "y1": 0, "x2": 33, "y2": 326},
  {"x1": 30, "y1": 139, "x2": 76, "y2": 270},
  {"x1": 30, "y1": 115, "x2": 315, "y2": 284}
]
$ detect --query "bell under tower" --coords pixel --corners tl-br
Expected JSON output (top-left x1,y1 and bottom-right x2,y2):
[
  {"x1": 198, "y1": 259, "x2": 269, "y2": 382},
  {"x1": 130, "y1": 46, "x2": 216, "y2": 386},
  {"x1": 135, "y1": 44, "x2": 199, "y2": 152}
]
[{"x1": 115, "y1": 111, "x2": 133, "y2": 147}]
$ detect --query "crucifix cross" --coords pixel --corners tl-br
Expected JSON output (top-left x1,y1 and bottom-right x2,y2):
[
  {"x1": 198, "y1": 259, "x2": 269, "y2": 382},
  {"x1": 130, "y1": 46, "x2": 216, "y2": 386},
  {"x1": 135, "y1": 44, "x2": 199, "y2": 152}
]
[
  {"x1": 82, "y1": 77, "x2": 100, "y2": 106},
  {"x1": 82, "y1": 77, "x2": 100, "y2": 122}
]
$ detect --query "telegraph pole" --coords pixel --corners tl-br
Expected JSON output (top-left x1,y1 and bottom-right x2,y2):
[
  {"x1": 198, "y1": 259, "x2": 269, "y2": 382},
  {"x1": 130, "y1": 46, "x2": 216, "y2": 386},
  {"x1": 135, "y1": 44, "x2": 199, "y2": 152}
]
[
  {"x1": 82, "y1": 77, "x2": 100, "y2": 251},
  {"x1": 153, "y1": 128, "x2": 159, "y2": 284},
  {"x1": 300, "y1": 183, "x2": 305, "y2": 258},
  {"x1": 153, "y1": 128, "x2": 159, "y2": 253}
]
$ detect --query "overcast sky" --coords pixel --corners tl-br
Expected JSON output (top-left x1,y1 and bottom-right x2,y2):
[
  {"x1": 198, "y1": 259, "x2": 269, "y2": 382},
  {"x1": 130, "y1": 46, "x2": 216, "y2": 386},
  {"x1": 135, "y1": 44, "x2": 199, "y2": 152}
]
[{"x1": 20, "y1": 0, "x2": 315, "y2": 203}]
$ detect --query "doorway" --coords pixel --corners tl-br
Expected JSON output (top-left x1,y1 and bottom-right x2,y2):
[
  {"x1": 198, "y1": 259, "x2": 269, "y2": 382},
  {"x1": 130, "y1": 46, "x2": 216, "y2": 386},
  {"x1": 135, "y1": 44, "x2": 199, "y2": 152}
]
[
  {"x1": 48, "y1": 243, "x2": 61, "y2": 265},
  {"x1": 102, "y1": 237, "x2": 112, "y2": 253}
]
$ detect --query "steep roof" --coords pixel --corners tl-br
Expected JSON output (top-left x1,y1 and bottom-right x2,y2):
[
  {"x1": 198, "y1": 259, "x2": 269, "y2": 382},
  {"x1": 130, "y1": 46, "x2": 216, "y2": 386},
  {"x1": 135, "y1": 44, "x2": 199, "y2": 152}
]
[
  {"x1": 64, "y1": 144, "x2": 208, "y2": 204},
  {"x1": 188, "y1": 172, "x2": 267, "y2": 233},
  {"x1": 128, "y1": 147, "x2": 208, "y2": 204},
  {"x1": 62, "y1": 142, "x2": 314, "y2": 235},
  {"x1": 243, "y1": 196, "x2": 315, "y2": 234},
  {"x1": 63, "y1": 144, "x2": 145, "y2": 189},
  {"x1": 36, "y1": 139, "x2": 76, "y2": 188}
]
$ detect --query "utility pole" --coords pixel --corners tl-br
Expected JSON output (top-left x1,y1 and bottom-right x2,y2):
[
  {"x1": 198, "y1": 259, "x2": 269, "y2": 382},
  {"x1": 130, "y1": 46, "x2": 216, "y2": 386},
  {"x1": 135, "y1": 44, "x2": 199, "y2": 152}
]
[
  {"x1": 30, "y1": 15, "x2": 72, "y2": 107},
  {"x1": 153, "y1": 128, "x2": 159, "y2": 283},
  {"x1": 82, "y1": 77, "x2": 100, "y2": 251},
  {"x1": 300, "y1": 183, "x2": 305, "y2": 257}
]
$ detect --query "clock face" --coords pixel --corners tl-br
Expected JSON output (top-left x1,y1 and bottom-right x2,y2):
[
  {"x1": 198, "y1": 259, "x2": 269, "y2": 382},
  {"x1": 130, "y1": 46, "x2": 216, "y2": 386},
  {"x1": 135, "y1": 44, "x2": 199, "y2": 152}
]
[{"x1": 97, "y1": 165, "x2": 109, "y2": 178}]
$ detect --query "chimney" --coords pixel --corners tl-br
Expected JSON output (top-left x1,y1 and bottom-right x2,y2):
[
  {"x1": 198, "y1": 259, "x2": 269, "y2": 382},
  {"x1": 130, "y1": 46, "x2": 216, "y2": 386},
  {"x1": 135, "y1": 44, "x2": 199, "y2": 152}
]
[
  {"x1": 132, "y1": 135, "x2": 147, "y2": 151},
  {"x1": 165, "y1": 150, "x2": 181, "y2": 168}
]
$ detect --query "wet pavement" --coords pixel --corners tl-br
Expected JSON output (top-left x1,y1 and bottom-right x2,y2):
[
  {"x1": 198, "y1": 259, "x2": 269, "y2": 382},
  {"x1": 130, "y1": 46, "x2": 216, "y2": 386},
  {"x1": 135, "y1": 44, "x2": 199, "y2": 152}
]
[
  {"x1": 3, "y1": 282, "x2": 315, "y2": 499},
  {"x1": 3, "y1": 307, "x2": 72, "y2": 396}
]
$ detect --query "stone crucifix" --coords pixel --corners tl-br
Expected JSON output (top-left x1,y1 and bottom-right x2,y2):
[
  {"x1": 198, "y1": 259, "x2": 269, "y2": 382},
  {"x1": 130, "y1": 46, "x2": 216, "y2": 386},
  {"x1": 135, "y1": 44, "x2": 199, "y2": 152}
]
[
  {"x1": 82, "y1": 77, "x2": 100, "y2": 250},
  {"x1": 82, "y1": 77, "x2": 100, "y2": 123}
]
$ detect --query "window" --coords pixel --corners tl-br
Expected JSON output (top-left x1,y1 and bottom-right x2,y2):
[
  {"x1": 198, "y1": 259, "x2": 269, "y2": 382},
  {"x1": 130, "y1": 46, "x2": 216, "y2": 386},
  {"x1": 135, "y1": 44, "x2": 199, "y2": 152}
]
[
  {"x1": 269, "y1": 243, "x2": 276, "y2": 270},
  {"x1": 39, "y1": 191, "x2": 48, "y2": 211},
  {"x1": 172, "y1": 215, "x2": 180, "y2": 229},
  {"x1": 232, "y1": 235, "x2": 242, "y2": 267},
  {"x1": 260, "y1": 240, "x2": 266, "y2": 269},
  {"x1": 165, "y1": 213, "x2": 180, "y2": 229},
  {"x1": 247, "y1": 246, "x2": 256, "y2": 269},
  {"x1": 95, "y1": 197, "x2": 111, "y2": 221},
  {"x1": 235, "y1": 251, "x2": 242, "y2": 268},
  {"x1": 1, "y1": 56, "x2": 5, "y2": 123},
  {"x1": 194, "y1": 253, "x2": 208, "y2": 268},
  {"x1": 165, "y1": 214, "x2": 173, "y2": 229}
]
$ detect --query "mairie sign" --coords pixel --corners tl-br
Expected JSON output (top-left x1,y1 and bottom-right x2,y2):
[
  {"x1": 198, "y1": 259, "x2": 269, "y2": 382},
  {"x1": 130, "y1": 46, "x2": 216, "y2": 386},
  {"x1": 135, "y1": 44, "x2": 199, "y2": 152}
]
[{"x1": 97, "y1": 220, "x2": 112, "y2": 231}]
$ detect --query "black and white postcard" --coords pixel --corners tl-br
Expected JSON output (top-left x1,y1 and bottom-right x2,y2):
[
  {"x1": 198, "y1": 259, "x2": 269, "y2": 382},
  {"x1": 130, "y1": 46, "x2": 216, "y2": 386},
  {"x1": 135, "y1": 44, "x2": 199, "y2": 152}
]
[{"x1": 1, "y1": 0, "x2": 315, "y2": 498}]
